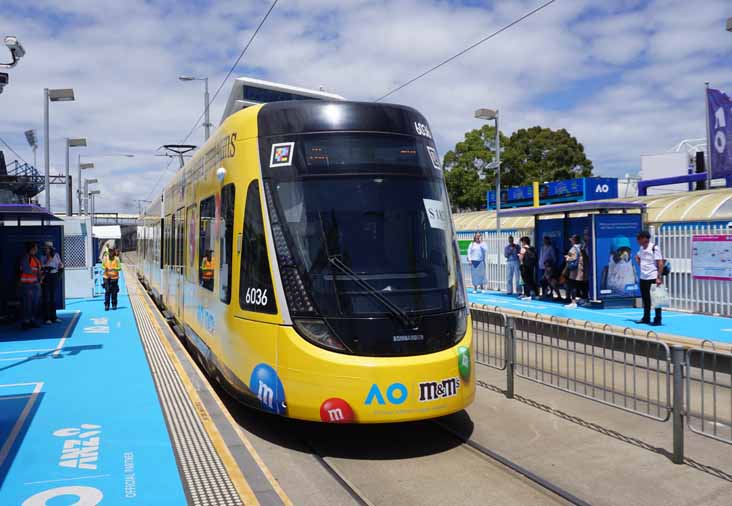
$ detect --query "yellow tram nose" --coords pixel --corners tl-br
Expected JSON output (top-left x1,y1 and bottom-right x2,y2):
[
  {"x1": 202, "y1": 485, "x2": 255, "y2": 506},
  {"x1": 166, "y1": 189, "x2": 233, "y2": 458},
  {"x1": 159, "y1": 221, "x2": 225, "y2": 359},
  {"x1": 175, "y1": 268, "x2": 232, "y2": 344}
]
[{"x1": 276, "y1": 324, "x2": 475, "y2": 423}]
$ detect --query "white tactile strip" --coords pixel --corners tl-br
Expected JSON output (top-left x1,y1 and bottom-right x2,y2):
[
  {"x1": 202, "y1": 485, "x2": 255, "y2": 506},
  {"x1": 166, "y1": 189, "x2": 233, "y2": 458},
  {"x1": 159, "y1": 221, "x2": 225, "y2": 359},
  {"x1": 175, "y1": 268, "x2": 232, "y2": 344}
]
[{"x1": 128, "y1": 283, "x2": 243, "y2": 506}]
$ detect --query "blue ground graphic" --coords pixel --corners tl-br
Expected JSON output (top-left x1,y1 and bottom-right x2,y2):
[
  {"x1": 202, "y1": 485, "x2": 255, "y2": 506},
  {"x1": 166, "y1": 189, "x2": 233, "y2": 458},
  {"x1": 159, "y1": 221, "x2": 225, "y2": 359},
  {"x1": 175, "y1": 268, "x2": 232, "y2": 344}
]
[
  {"x1": 468, "y1": 291, "x2": 732, "y2": 346},
  {"x1": 0, "y1": 273, "x2": 186, "y2": 505}
]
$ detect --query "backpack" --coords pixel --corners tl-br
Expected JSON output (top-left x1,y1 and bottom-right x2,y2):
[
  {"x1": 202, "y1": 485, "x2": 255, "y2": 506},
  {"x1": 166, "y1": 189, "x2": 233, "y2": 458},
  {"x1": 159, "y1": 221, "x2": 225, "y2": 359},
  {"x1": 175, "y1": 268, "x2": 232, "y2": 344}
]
[
  {"x1": 653, "y1": 246, "x2": 671, "y2": 276},
  {"x1": 523, "y1": 246, "x2": 537, "y2": 269},
  {"x1": 566, "y1": 245, "x2": 581, "y2": 271}
]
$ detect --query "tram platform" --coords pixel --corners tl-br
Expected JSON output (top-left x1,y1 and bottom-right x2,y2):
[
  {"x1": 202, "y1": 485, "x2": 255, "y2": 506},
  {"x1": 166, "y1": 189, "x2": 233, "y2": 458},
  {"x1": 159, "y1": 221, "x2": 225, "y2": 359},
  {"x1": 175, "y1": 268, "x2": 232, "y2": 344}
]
[
  {"x1": 0, "y1": 269, "x2": 287, "y2": 506},
  {"x1": 468, "y1": 290, "x2": 732, "y2": 348}
]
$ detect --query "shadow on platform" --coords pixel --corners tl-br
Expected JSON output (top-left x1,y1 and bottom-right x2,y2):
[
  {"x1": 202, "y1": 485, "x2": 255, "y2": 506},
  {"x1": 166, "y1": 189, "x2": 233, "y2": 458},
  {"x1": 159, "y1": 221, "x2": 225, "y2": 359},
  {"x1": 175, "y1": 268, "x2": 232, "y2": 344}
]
[
  {"x1": 0, "y1": 391, "x2": 44, "y2": 489},
  {"x1": 476, "y1": 379, "x2": 732, "y2": 484}
]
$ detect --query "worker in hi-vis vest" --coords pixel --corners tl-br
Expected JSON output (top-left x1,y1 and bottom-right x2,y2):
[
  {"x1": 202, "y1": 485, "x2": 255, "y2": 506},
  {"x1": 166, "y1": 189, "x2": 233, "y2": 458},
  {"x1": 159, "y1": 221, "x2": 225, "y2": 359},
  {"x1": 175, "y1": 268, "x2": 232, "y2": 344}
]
[
  {"x1": 19, "y1": 241, "x2": 42, "y2": 329},
  {"x1": 201, "y1": 249, "x2": 214, "y2": 291},
  {"x1": 103, "y1": 248, "x2": 122, "y2": 311}
]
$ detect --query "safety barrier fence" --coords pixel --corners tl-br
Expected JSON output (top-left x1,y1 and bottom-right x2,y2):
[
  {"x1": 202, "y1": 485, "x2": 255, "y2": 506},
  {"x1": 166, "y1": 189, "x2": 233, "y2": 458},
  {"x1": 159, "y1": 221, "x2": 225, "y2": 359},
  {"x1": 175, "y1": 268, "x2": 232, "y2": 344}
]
[{"x1": 470, "y1": 306, "x2": 732, "y2": 463}]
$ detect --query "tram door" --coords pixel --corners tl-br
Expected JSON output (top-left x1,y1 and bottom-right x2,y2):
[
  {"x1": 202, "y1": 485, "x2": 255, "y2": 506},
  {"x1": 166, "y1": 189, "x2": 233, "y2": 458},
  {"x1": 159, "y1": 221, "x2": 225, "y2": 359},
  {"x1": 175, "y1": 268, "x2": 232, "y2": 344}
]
[{"x1": 174, "y1": 208, "x2": 185, "y2": 320}]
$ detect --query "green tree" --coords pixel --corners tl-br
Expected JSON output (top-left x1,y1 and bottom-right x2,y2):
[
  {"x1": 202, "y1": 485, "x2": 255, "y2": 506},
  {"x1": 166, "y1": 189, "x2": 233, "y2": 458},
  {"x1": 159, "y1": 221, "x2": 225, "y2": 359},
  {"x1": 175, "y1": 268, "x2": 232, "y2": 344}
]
[
  {"x1": 443, "y1": 125, "x2": 593, "y2": 211},
  {"x1": 501, "y1": 127, "x2": 593, "y2": 185}
]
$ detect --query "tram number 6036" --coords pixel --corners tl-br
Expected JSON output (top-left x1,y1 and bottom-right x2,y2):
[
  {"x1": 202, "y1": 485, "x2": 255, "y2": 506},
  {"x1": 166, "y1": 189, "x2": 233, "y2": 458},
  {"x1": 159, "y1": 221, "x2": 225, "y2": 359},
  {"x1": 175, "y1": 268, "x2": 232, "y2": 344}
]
[
  {"x1": 244, "y1": 288, "x2": 268, "y2": 306},
  {"x1": 414, "y1": 121, "x2": 432, "y2": 139}
]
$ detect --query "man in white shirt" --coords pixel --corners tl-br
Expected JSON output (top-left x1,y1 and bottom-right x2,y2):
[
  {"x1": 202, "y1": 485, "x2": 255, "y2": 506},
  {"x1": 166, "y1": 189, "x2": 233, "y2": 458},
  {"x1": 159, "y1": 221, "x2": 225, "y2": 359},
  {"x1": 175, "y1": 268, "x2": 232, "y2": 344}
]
[{"x1": 635, "y1": 231, "x2": 664, "y2": 326}]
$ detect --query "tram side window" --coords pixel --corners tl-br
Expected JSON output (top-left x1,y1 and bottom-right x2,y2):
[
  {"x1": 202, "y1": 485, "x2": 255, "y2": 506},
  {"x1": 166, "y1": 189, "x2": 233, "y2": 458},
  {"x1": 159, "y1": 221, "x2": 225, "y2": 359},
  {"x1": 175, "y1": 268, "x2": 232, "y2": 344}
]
[
  {"x1": 186, "y1": 205, "x2": 197, "y2": 283},
  {"x1": 239, "y1": 181, "x2": 276, "y2": 314},
  {"x1": 199, "y1": 196, "x2": 216, "y2": 291},
  {"x1": 219, "y1": 184, "x2": 235, "y2": 304}
]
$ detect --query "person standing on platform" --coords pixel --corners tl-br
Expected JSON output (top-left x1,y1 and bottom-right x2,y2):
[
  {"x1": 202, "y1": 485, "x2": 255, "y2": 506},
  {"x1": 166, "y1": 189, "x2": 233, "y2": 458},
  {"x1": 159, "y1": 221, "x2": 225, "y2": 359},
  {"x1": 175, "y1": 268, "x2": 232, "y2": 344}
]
[
  {"x1": 19, "y1": 242, "x2": 42, "y2": 329},
  {"x1": 41, "y1": 241, "x2": 64, "y2": 324},
  {"x1": 468, "y1": 233, "x2": 487, "y2": 293},
  {"x1": 564, "y1": 234, "x2": 587, "y2": 308},
  {"x1": 539, "y1": 236, "x2": 557, "y2": 297},
  {"x1": 504, "y1": 235, "x2": 520, "y2": 295},
  {"x1": 518, "y1": 236, "x2": 538, "y2": 300},
  {"x1": 103, "y1": 248, "x2": 122, "y2": 311},
  {"x1": 635, "y1": 231, "x2": 664, "y2": 326}
]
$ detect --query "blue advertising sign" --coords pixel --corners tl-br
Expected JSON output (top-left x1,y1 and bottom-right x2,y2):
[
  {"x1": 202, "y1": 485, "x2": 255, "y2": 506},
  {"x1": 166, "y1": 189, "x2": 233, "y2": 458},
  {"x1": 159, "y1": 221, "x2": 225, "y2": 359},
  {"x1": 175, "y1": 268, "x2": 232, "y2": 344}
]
[
  {"x1": 593, "y1": 214, "x2": 642, "y2": 300},
  {"x1": 707, "y1": 88, "x2": 732, "y2": 179},
  {"x1": 487, "y1": 177, "x2": 618, "y2": 209}
]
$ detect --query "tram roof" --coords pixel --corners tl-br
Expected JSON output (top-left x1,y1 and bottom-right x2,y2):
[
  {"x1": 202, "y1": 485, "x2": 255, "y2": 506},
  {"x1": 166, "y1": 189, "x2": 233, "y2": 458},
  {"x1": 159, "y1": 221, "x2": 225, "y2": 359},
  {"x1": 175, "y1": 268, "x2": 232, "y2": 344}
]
[
  {"x1": 221, "y1": 77, "x2": 345, "y2": 123},
  {"x1": 452, "y1": 187, "x2": 732, "y2": 231}
]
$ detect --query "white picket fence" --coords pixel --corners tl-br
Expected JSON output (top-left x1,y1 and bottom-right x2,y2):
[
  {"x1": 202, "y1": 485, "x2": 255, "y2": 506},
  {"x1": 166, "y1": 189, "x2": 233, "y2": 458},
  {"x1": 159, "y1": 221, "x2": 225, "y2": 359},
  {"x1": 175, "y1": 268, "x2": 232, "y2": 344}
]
[
  {"x1": 653, "y1": 223, "x2": 732, "y2": 317},
  {"x1": 457, "y1": 229, "x2": 532, "y2": 293}
]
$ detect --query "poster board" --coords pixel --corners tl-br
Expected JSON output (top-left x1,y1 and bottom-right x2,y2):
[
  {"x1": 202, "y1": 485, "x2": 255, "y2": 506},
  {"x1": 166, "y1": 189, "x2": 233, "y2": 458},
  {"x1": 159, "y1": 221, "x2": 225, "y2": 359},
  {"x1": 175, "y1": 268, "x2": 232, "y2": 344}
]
[
  {"x1": 692, "y1": 235, "x2": 732, "y2": 280},
  {"x1": 593, "y1": 214, "x2": 642, "y2": 300}
]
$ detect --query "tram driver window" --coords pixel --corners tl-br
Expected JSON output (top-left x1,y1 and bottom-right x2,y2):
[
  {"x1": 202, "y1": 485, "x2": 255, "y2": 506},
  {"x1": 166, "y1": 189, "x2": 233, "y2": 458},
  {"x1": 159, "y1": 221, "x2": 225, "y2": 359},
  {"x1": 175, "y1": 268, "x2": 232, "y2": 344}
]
[
  {"x1": 239, "y1": 181, "x2": 276, "y2": 313},
  {"x1": 199, "y1": 196, "x2": 215, "y2": 291}
]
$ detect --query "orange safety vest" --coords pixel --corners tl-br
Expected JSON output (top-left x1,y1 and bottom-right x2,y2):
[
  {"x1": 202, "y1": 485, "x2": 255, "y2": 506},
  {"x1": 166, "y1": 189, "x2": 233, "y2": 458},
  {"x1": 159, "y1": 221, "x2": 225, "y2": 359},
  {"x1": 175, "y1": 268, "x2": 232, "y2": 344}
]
[
  {"x1": 103, "y1": 257, "x2": 121, "y2": 280},
  {"x1": 201, "y1": 258, "x2": 214, "y2": 280},
  {"x1": 20, "y1": 256, "x2": 41, "y2": 284}
]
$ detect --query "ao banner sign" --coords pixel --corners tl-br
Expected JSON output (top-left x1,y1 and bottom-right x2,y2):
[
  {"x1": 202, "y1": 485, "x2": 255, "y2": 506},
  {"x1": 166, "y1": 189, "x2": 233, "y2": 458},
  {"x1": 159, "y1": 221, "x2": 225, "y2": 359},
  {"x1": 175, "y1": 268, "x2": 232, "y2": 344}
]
[
  {"x1": 692, "y1": 235, "x2": 732, "y2": 280},
  {"x1": 593, "y1": 214, "x2": 642, "y2": 300},
  {"x1": 707, "y1": 88, "x2": 732, "y2": 179}
]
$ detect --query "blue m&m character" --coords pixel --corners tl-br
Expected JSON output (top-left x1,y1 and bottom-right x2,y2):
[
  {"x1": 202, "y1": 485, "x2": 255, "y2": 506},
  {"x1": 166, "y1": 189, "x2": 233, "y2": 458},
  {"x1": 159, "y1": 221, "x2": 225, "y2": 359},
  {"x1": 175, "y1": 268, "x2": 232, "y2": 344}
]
[{"x1": 249, "y1": 363, "x2": 286, "y2": 415}]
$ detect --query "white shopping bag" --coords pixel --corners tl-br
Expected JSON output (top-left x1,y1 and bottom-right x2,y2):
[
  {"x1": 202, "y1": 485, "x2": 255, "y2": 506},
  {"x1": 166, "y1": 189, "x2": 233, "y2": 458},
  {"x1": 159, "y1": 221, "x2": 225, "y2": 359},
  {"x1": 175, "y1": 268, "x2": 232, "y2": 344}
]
[{"x1": 651, "y1": 284, "x2": 670, "y2": 309}]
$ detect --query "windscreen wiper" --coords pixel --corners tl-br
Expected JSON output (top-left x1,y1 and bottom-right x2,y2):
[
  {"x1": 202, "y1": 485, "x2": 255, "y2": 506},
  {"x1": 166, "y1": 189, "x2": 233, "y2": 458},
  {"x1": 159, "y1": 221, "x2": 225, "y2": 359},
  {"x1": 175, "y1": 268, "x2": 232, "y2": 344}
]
[{"x1": 327, "y1": 255, "x2": 416, "y2": 329}]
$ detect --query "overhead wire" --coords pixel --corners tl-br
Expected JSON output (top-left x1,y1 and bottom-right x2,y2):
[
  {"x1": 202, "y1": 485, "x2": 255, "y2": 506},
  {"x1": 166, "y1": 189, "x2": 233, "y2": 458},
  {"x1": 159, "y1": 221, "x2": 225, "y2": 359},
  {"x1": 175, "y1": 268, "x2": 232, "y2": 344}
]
[
  {"x1": 145, "y1": 0, "x2": 280, "y2": 202},
  {"x1": 0, "y1": 135, "x2": 28, "y2": 164},
  {"x1": 375, "y1": 0, "x2": 559, "y2": 102}
]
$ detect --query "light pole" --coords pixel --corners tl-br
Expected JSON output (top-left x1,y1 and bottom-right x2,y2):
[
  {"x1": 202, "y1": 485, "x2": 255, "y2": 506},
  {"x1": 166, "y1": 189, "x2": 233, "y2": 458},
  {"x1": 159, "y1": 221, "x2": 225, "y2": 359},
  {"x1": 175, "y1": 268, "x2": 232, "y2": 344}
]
[
  {"x1": 88, "y1": 189, "x2": 100, "y2": 240},
  {"x1": 84, "y1": 178, "x2": 98, "y2": 218},
  {"x1": 24, "y1": 129, "x2": 37, "y2": 168},
  {"x1": 179, "y1": 75, "x2": 211, "y2": 141},
  {"x1": 43, "y1": 87, "x2": 75, "y2": 210},
  {"x1": 78, "y1": 161, "x2": 94, "y2": 213},
  {"x1": 77, "y1": 153, "x2": 134, "y2": 214},
  {"x1": 475, "y1": 108, "x2": 502, "y2": 236},
  {"x1": 66, "y1": 137, "x2": 86, "y2": 215}
]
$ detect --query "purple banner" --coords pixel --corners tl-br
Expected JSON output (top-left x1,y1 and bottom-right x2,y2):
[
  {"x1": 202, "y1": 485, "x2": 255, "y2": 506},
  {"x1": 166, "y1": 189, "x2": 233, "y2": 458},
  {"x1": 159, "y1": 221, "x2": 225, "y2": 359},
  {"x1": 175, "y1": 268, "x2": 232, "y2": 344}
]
[{"x1": 707, "y1": 88, "x2": 732, "y2": 179}]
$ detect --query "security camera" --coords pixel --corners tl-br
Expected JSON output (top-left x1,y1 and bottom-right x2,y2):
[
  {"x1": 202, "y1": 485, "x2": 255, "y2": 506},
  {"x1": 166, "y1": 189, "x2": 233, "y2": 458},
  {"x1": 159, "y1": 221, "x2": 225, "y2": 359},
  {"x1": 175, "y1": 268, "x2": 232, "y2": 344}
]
[{"x1": 5, "y1": 36, "x2": 25, "y2": 59}]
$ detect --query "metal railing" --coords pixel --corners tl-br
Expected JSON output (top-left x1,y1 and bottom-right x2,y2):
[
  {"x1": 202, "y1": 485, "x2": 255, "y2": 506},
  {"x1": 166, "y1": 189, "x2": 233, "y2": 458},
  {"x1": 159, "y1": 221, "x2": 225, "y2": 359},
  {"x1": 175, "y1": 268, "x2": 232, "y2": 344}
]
[
  {"x1": 686, "y1": 347, "x2": 732, "y2": 445},
  {"x1": 470, "y1": 306, "x2": 732, "y2": 464}
]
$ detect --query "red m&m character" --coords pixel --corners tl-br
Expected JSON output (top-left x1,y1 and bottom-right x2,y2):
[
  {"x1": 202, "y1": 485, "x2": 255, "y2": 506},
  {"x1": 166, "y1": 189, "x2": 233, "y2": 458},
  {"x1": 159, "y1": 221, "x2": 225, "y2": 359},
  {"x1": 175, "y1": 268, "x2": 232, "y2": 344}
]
[{"x1": 319, "y1": 398, "x2": 355, "y2": 423}]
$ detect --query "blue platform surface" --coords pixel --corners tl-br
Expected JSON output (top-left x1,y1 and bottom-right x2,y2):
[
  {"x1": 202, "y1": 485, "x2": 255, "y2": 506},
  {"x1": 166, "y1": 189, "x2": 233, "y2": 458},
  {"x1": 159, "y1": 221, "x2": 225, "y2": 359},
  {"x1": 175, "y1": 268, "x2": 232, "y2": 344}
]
[
  {"x1": 468, "y1": 291, "x2": 732, "y2": 346},
  {"x1": 0, "y1": 273, "x2": 187, "y2": 505}
]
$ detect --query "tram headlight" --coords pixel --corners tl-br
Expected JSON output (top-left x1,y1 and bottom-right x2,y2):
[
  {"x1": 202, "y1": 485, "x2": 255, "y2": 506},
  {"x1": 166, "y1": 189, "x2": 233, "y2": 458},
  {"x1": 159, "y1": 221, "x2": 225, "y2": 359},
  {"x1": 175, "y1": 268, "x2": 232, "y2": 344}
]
[
  {"x1": 454, "y1": 307, "x2": 468, "y2": 344},
  {"x1": 293, "y1": 318, "x2": 347, "y2": 352}
]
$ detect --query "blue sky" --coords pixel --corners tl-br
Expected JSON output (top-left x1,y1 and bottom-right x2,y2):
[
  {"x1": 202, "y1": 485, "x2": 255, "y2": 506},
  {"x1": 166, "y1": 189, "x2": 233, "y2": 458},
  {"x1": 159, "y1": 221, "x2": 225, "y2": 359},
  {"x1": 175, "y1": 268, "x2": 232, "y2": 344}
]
[{"x1": 1, "y1": 0, "x2": 731, "y2": 212}]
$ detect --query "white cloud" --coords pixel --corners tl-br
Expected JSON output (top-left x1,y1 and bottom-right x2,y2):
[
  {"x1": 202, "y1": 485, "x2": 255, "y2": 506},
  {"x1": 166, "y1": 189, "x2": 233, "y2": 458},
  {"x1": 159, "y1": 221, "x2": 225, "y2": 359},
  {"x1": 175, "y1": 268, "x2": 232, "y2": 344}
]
[{"x1": 1, "y1": 0, "x2": 730, "y2": 213}]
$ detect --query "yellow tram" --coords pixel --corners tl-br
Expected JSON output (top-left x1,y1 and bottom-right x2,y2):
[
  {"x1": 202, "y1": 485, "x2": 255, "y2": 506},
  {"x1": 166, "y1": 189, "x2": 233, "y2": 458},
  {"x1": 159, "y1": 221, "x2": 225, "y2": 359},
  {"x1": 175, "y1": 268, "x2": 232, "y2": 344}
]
[{"x1": 137, "y1": 97, "x2": 474, "y2": 423}]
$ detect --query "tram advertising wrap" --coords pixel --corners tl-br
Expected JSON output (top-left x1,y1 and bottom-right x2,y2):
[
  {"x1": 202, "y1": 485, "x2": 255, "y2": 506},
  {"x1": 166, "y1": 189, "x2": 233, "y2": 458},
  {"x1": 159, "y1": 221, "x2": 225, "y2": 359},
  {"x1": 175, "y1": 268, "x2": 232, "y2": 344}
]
[{"x1": 594, "y1": 214, "x2": 642, "y2": 299}]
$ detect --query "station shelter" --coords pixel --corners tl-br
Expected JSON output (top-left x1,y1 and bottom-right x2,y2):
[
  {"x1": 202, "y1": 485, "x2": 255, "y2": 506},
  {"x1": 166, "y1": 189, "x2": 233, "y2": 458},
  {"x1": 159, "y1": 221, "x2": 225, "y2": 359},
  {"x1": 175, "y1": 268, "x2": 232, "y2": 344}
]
[
  {"x1": 0, "y1": 204, "x2": 65, "y2": 322},
  {"x1": 497, "y1": 201, "x2": 646, "y2": 307}
]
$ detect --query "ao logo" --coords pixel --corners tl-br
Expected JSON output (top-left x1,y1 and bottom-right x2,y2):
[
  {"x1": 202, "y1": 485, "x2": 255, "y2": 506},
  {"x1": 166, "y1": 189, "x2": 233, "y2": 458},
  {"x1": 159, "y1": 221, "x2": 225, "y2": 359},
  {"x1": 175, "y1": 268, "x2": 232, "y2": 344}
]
[
  {"x1": 713, "y1": 106, "x2": 728, "y2": 154},
  {"x1": 23, "y1": 486, "x2": 102, "y2": 506},
  {"x1": 364, "y1": 382, "x2": 408, "y2": 405},
  {"x1": 249, "y1": 363, "x2": 286, "y2": 414},
  {"x1": 595, "y1": 184, "x2": 610, "y2": 193}
]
